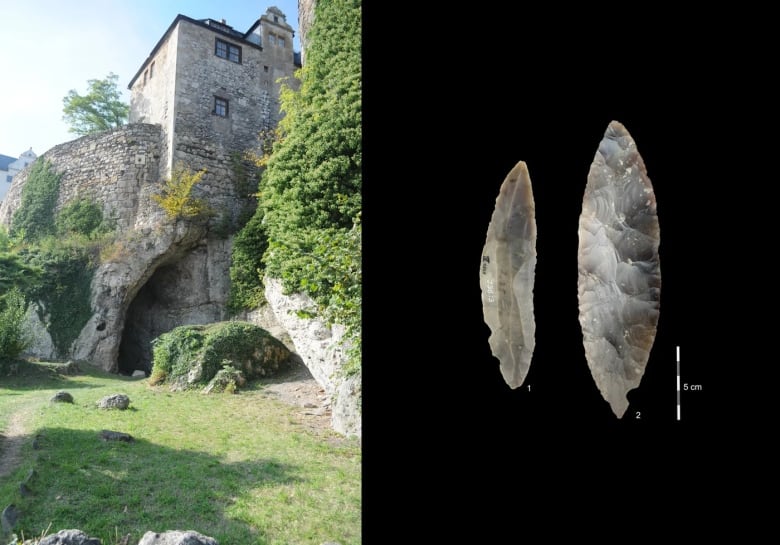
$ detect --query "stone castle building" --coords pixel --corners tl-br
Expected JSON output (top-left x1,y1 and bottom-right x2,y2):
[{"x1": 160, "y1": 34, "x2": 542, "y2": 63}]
[
  {"x1": 0, "y1": 6, "x2": 300, "y2": 375},
  {"x1": 128, "y1": 6, "x2": 300, "y2": 183},
  {"x1": 0, "y1": 148, "x2": 37, "y2": 201}
]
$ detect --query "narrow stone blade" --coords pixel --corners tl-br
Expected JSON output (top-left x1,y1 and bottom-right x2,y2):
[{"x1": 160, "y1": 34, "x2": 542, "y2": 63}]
[
  {"x1": 578, "y1": 121, "x2": 661, "y2": 417},
  {"x1": 480, "y1": 161, "x2": 537, "y2": 388}
]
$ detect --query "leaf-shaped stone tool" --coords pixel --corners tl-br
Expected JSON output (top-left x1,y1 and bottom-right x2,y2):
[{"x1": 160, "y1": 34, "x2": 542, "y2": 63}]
[
  {"x1": 480, "y1": 161, "x2": 537, "y2": 388},
  {"x1": 578, "y1": 121, "x2": 661, "y2": 417}
]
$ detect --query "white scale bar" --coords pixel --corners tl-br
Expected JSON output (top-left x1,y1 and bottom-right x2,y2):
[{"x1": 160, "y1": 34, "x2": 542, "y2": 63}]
[{"x1": 676, "y1": 345, "x2": 681, "y2": 421}]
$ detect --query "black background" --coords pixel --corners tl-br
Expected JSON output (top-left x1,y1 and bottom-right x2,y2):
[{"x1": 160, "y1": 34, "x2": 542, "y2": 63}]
[{"x1": 364, "y1": 5, "x2": 770, "y2": 534}]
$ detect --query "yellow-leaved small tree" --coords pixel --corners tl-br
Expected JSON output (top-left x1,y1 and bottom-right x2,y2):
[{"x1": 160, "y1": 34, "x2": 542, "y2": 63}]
[{"x1": 152, "y1": 165, "x2": 209, "y2": 220}]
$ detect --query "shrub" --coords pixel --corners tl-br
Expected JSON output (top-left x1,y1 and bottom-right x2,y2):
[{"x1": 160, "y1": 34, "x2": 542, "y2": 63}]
[
  {"x1": 10, "y1": 158, "x2": 62, "y2": 242},
  {"x1": 150, "y1": 321, "x2": 290, "y2": 390},
  {"x1": 227, "y1": 211, "x2": 268, "y2": 314},
  {"x1": 152, "y1": 165, "x2": 210, "y2": 221},
  {"x1": 0, "y1": 287, "x2": 30, "y2": 362},
  {"x1": 19, "y1": 242, "x2": 96, "y2": 356},
  {"x1": 56, "y1": 197, "x2": 110, "y2": 238}
]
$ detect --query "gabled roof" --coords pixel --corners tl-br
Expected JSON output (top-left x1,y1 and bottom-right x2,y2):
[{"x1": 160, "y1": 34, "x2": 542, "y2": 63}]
[
  {"x1": 129, "y1": 14, "x2": 266, "y2": 89},
  {"x1": 0, "y1": 154, "x2": 16, "y2": 171}
]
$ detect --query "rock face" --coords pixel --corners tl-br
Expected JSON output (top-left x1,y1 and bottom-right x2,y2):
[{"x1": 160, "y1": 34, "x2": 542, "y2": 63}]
[
  {"x1": 480, "y1": 161, "x2": 537, "y2": 388},
  {"x1": 0, "y1": 125, "x2": 236, "y2": 373},
  {"x1": 138, "y1": 530, "x2": 218, "y2": 545},
  {"x1": 578, "y1": 121, "x2": 661, "y2": 418},
  {"x1": 298, "y1": 0, "x2": 317, "y2": 62},
  {"x1": 262, "y1": 277, "x2": 361, "y2": 437}
]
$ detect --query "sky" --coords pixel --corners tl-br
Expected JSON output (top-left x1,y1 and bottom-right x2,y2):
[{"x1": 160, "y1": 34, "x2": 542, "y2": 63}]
[{"x1": 0, "y1": 0, "x2": 300, "y2": 157}]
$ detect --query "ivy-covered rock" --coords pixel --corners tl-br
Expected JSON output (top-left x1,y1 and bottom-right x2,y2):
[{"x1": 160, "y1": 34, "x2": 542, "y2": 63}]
[
  {"x1": 150, "y1": 321, "x2": 290, "y2": 390},
  {"x1": 203, "y1": 364, "x2": 247, "y2": 394}
]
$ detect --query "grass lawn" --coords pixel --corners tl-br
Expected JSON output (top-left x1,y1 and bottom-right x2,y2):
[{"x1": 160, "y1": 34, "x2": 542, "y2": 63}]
[{"x1": 0, "y1": 361, "x2": 361, "y2": 544}]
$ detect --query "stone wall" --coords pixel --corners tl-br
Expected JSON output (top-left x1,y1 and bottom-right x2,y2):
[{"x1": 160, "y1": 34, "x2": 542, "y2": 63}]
[
  {"x1": 129, "y1": 25, "x2": 179, "y2": 179},
  {"x1": 0, "y1": 124, "x2": 162, "y2": 232}
]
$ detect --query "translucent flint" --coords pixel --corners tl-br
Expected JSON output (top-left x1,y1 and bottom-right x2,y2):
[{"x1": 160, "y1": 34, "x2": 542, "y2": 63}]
[
  {"x1": 480, "y1": 161, "x2": 536, "y2": 388},
  {"x1": 578, "y1": 121, "x2": 661, "y2": 418}
]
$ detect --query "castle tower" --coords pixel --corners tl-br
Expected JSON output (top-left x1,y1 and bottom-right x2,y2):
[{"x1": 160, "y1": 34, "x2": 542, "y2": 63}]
[{"x1": 128, "y1": 7, "x2": 299, "y2": 185}]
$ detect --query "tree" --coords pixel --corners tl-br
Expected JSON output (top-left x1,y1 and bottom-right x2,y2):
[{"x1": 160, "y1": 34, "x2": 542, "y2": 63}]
[{"x1": 62, "y1": 72, "x2": 129, "y2": 136}]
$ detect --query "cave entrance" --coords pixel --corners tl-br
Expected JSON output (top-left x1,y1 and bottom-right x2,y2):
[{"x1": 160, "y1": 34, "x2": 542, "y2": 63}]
[
  {"x1": 118, "y1": 276, "x2": 160, "y2": 375},
  {"x1": 117, "y1": 245, "x2": 223, "y2": 375}
]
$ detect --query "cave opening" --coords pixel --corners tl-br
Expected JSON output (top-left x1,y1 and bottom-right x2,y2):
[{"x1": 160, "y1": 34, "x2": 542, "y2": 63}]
[
  {"x1": 117, "y1": 276, "x2": 160, "y2": 376},
  {"x1": 117, "y1": 245, "x2": 221, "y2": 375}
]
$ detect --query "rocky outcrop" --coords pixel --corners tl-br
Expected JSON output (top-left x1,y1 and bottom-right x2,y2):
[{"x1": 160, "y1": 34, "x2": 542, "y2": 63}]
[
  {"x1": 298, "y1": 0, "x2": 317, "y2": 62},
  {"x1": 262, "y1": 277, "x2": 361, "y2": 437},
  {"x1": 0, "y1": 124, "x2": 242, "y2": 373}
]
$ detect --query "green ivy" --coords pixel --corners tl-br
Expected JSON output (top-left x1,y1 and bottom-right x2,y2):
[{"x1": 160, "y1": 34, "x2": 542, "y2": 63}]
[
  {"x1": 232, "y1": 0, "x2": 362, "y2": 375},
  {"x1": 227, "y1": 211, "x2": 268, "y2": 314},
  {"x1": 55, "y1": 197, "x2": 111, "y2": 238},
  {"x1": 19, "y1": 240, "x2": 97, "y2": 356},
  {"x1": 10, "y1": 158, "x2": 62, "y2": 242},
  {"x1": 150, "y1": 321, "x2": 288, "y2": 388},
  {"x1": 0, "y1": 287, "x2": 30, "y2": 363}
]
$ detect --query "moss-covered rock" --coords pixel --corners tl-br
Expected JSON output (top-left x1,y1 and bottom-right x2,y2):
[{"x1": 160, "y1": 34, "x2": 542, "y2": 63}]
[
  {"x1": 203, "y1": 364, "x2": 247, "y2": 394},
  {"x1": 150, "y1": 321, "x2": 290, "y2": 390}
]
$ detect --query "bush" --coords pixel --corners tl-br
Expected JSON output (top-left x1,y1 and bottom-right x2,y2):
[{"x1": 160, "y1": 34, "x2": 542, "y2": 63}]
[
  {"x1": 150, "y1": 321, "x2": 290, "y2": 390},
  {"x1": 19, "y1": 241, "x2": 96, "y2": 356},
  {"x1": 152, "y1": 164, "x2": 210, "y2": 221},
  {"x1": 56, "y1": 198, "x2": 110, "y2": 238},
  {"x1": 0, "y1": 287, "x2": 30, "y2": 362},
  {"x1": 233, "y1": 0, "x2": 362, "y2": 374},
  {"x1": 227, "y1": 211, "x2": 268, "y2": 314},
  {"x1": 10, "y1": 158, "x2": 62, "y2": 242}
]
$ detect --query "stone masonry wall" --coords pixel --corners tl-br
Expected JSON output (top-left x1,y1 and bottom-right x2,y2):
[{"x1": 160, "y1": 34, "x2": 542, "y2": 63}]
[
  {"x1": 129, "y1": 26, "x2": 180, "y2": 180},
  {"x1": 169, "y1": 19, "x2": 296, "y2": 229},
  {"x1": 0, "y1": 124, "x2": 162, "y2": 231}
]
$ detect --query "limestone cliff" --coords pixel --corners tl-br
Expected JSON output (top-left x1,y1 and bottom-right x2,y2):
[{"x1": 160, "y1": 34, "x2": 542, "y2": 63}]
[{"x1": 0, "y1": 125, "x2": 238, "y2": 374}]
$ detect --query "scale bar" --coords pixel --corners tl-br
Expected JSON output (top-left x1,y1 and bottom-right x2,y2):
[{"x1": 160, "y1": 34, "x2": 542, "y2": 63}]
[{"x1": 676, "y1": 345, "x2": 681, "y2": 421}]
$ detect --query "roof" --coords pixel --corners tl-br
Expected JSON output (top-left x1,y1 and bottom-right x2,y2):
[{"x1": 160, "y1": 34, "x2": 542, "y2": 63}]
[
  {"x1": 129, "y1": 12, "x2": 301, "y2": 89},
  {"x1": 129, "y1": 14, "x2": 266, "y2": 88},
  {"x1": 0, "y1": 154, "x2": 16, "y2": 171}
]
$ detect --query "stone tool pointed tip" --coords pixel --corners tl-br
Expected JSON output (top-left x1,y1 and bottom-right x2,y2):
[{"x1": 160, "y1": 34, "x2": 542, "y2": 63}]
[
  {"x1": 578, "y1": 121, "x2": 661, "y2": 417},
  {"x1": 481, "y1": 161, "x2": 537, "y2": 389}
]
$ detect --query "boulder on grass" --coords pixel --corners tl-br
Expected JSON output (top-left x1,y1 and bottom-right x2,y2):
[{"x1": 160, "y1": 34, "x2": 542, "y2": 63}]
[
  {"x1": 97, "y1": 394, "x2": 130, "y2": 410},
  {"x1": 138, "y1": 530, "x2": 218, "y2": 545},
  {"x1": 51, "y1": 391, "x2": 74, "y2": 403},
  {"x1": 37, "y1": 529, "x2": 102, "y2": 545},
  {"x1": 203, "y1": 366, "x2": 246, "y2": 394},
  {"x1": 150, "y1": 322, "x2": 291, "y2": 390}
]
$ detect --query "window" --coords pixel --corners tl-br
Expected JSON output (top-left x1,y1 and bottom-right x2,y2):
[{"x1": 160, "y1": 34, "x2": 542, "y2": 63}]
[
  {"x1": 150, "y1": 61, "x2": 155, "y2": 79},
  {"x1": 278, "y1": 37, "x2": 285, "y2": 47},
  {"x1": 269, "y1": 34, "x2": 277, "y2": 46},
  {"x1": 264, "y1": 65, "x2": 269, "y2": 73},
  {"x1": 215, "y1": 38, "x2": 241, "y2": 63},
  {"x1": 214, "y1": 96, "x2": 229, "y2": 117},
  {"x1": 143, "y1": 70, "x2": 148, "y2": 84},
  {"x1": 6, "y1": 175, "x2": 11, "y2": 183},
  {"x1": 274, "y1": 15, "x2": 279, "y2": 23}
]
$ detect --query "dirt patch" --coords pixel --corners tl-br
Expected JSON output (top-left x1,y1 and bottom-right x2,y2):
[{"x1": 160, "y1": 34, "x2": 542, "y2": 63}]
[
  {"x1": 258, "y1": 357, "x2": 334, "y2": 434},
  {"x1": 0, "y1": 408, "x2": 31, "y2": 478}
]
